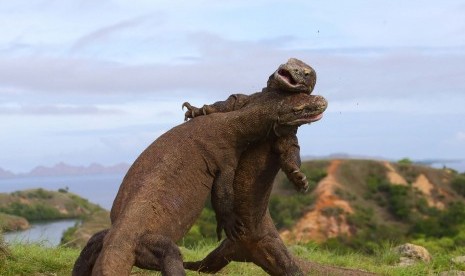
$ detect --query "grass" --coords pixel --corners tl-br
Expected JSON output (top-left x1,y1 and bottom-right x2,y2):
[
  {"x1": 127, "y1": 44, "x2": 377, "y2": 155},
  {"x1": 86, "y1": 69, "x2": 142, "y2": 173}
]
[
  {"x1": 1, "y1": 241, "x2": 464, "y2": 275},
  {"x1": 0, "y1": 242, "x2": 77, "y2": 276}
]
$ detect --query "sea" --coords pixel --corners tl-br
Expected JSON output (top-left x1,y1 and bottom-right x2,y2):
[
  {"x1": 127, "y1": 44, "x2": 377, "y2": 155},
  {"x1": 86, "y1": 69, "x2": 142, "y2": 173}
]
[{"x1": 1, "y1": 173, "x2": 124, "y2": 246}]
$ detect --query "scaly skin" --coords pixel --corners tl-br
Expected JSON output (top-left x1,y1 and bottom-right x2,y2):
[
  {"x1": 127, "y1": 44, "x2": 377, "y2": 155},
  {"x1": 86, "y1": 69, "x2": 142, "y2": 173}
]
[
  {"x1": 73, "y1": 90, "x2": 327, "y2": 276},
  {"x1": 183, "y1": 59, "x2": 375, "y2": 275},
  {"x1": 181, "y1": 59, "x2": 314, "y2": 275},
  {"x1": 184, "y1": 133, "x2": 306, "y2": 275},
  {"x1": 182, "y1": 58, "x2": 320, "y2": 241}
]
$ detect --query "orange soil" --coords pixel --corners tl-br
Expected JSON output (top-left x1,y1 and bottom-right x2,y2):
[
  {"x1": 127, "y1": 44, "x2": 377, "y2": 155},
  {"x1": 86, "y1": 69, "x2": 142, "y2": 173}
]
[{"x1": 281, "y1": 160, "x2": 353, "y2": 243}]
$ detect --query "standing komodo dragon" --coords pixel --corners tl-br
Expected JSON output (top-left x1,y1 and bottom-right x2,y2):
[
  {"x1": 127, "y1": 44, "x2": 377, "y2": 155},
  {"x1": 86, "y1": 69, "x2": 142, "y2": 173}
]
[
  {"x1": 182, "y1": 58, "x2": 319, "y2": 241},
  {"x1": 73, "y1": 90, "x2": 327, "y2": 274},
  {"x1": 181, "y1": 58, "x2": 317, "y2": 275},
  {"x1": 183, "y1": 59, "x2": 375, "y2": 276}
]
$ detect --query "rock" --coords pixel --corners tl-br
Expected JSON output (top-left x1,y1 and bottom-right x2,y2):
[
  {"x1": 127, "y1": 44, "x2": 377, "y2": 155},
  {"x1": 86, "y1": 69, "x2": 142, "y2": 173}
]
[
  {"x1": 397, "y1": 257, "x2": 417, "y2": 267},
  {"x1": 452, "y1": 256, "x2": 465, "y2": 264},
  {"x1": 439, "y1": 271, "x2": 465, "y2": 276},
  {"x1": 394, "y1": 243, "x2": 432, "y2": 266}
]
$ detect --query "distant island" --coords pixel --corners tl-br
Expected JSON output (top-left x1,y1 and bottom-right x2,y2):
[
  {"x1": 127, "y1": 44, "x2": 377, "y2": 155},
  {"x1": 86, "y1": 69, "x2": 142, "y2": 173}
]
[
  {"x1": 0, "y1": 162, "x2": 130, "y2": 179},
  {"x1": 1, "y1": 154, "x2": 463, "y2": 180}
]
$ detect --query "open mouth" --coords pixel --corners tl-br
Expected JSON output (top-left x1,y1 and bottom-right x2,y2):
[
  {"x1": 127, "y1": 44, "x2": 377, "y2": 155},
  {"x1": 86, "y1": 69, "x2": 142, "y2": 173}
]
[
  {"x1": 286, "y1": 112, "x2": 324, "y2": 126},
  {"x1": 278, "y1": 69, "x2": 297, "y2": 86}
]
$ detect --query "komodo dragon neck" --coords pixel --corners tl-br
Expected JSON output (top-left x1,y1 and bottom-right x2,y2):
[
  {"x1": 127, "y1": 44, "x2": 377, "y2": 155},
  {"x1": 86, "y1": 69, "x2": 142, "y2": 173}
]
[{"x1": 207, "y1": 93, "x2": 287, "y2": 147}]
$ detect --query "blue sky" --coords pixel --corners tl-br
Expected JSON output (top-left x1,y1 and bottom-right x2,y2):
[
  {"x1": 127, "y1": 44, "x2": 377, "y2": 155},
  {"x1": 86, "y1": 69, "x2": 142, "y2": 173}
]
[{"x1": 1, "y1": 0, "x2": 464, "y2": 172}]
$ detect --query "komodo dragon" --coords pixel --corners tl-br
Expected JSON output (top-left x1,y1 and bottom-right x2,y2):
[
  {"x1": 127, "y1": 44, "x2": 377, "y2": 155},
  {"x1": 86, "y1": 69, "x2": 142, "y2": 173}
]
[
  {"x1": 182, "y1": 58, "x2": 319, "y2": 240},
  {"x1": 180, "y1": 58, "x2": 318, "y2": 275},
  {"x1": 183, "y1": 60, "x2": 375, "y2": 275},
  {"x1": 73, "y1": 91, "x2": 327, "y2": 275}
]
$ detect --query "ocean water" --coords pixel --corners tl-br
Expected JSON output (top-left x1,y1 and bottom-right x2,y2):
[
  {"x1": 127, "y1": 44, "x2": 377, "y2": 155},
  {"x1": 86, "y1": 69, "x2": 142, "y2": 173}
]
[
  {"x1": 0, "y1": 174, "x2": 124, "y2": 245},
  {"x1": 3, "y1": 219, "x2": 79, "y2": 247}
]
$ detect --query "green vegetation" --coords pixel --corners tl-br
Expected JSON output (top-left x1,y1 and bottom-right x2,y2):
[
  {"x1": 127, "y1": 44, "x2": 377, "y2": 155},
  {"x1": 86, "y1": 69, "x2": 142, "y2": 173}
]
[
  {"x1": 269, "y1": 194, "x2": 315, "y2": 229},
  {"x1": 0, "y1": 201, "x2": 64, "y2": 221},
  {"x1": 0, "y1": 212, "x2": 29, "y2": 231},
  {"x1": 60, "y1": 209, "x2": 111, "y2": 248},
  {"x1": 394, "y1": 160, "x2": 420, "y2": 183},
  {"x1": 397, "y1": 158, "x2": 413, "y2": 165},
  {"x1": 267, "y1": 165, "x2": 326, "y2": 229},
  {"x1": 1, "y1": 241, "x2": 465, "y2": 275},
  {"x1": 323, "y1": 205, "x2": 405, "y2": 254},
  {"x1": 411, "y1": 201, "x2": 465, "y2": 240},
  {"x1": 0, "y1": 234, "x2": 8, "y2": 268},
  {"x1": 363, "y1": 174, "x2": 417, "y2": 220},
  {"x1": 181, "y1": 207, "x2": 217, "y2": 248},
  {"x1": 0, "y1": 189, "x2": 103, "y2": 224},
  {"x1": 451, "y1": 173, "x2": 465, "y2": 197}
]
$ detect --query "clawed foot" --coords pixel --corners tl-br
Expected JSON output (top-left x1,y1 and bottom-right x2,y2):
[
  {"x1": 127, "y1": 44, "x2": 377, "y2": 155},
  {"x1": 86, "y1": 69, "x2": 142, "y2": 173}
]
[
  {"x1": 290, "y1": 170, "x2": 309, "y2": 193},
  {"x1": 182, "y1": 102, "x2": 207, "y2": 121},
  {"x1": 216, "y1": 214, "x2": 246, "y2": 242}
]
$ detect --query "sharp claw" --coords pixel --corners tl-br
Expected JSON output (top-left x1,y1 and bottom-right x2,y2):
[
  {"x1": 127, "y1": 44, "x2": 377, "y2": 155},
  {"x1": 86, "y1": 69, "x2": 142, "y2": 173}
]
[
  {"x1": 301, "y1": 175, "x2": 307, "y2": 181},
  {"x1": 292, "y1": 170, "x2": 299, "y2": 174}
]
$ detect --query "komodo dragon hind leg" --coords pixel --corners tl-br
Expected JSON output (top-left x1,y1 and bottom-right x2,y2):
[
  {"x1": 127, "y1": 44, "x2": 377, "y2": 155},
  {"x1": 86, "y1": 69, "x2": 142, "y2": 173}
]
[
  {"x1": 249, "y1": 231, "x2": 303, "y2": 276},
  {"x1": 72, "y1": 229, "x2": 108, "y2": 276},
  {"x1": 73, "y1": 229, "x2": 185, "y2": 275},
  {"x1": 134, "y1": 233, "x2": 185, "y2": 275},
  {"x1": 184, "y1": 239, "x2": 243, "y2": 273}
]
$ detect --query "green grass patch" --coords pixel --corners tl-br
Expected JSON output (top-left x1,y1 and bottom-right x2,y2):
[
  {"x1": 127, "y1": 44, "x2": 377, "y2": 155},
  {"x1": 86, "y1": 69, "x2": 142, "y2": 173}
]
[
  {"x1": 1, "y1": 242, "x2": 77, "y2": 276},
  {"x1": 1, "y1": 240, "x2": 465, "y2": 275}
]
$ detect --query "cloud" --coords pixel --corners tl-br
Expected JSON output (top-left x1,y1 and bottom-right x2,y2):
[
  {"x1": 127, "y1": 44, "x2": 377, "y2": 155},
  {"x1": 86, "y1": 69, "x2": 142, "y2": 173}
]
[
  {"x1": 1, "y1": 34, "x2": 464, "y2": 107},
  {"x1": 0, "y1": 104, "x2": 124, "y2": 115},
  {"x1": 69, "y1": 14, "x2": 161, "y2": 53}
]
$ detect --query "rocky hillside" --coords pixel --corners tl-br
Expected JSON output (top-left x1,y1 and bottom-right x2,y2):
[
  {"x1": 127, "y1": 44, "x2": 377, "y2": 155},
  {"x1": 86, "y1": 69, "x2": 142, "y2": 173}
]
[{"x1": 276, "y1": 159, "x2": 465, "y2": 250}]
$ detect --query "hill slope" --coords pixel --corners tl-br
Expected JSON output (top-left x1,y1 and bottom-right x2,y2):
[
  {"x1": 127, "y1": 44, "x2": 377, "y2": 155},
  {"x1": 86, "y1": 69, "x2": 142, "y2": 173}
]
[
  {"x1": 0, "y1": 188, "x2": 105, "y2": 232},
  {"x1": 275, "y1": 159, "x2": 465, "y2": 251}
]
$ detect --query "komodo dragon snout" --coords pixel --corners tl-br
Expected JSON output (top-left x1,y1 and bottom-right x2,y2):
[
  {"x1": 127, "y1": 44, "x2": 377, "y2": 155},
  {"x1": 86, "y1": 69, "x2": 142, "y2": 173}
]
[{"x1": 276, "y1": 94, "x2": 327, "y2": 126}]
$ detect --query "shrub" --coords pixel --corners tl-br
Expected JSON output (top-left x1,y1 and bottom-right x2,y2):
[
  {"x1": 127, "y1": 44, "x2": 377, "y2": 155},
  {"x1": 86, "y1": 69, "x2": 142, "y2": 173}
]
[
  {"x1": 411, "y1": 201, "x2": 465, "y2": 238},
  {"x1": 0, "y1": 234, "x2": 8, "y2": 264},
  {"x1": 365, "y1": 174, "x2": 413, "y2": 221},
  {"x1": 269, "y1": 194, "x2": 314, "y2": 229},
  {"x1": 0, "y1": 202, "x2": 63, "y2": 221},
  {"x1": 181, "y1": 207, "x2": 216, "y2": 248},
  {"x1": 451, "y1": 174, "x2": 465, "y2": 197},
  {"x1": 397, "y1": 158, "x2": 412, "y2": 165}
]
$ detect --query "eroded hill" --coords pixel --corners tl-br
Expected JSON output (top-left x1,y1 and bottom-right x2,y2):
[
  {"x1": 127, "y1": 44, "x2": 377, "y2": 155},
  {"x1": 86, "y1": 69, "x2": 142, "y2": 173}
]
[{"x1": 275, "y1": 159, "x2": 465, "y2": 252}]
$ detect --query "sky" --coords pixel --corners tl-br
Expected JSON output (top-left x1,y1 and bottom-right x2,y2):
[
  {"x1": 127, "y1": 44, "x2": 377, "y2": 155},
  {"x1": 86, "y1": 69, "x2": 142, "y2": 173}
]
[{"x1": 1, "y1": 0, "x2": 464, "y2": 173}]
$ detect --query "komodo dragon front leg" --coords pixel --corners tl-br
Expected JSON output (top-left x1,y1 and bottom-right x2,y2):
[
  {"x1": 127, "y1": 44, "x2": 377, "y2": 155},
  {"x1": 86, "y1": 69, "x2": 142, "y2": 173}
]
[{"x1": 182, "y1": 93, "x2": 250, "y2": 121}]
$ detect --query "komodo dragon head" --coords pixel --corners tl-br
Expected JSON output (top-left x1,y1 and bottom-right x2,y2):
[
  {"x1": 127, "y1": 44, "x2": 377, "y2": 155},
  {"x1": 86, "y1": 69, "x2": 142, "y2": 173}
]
[
  {"x1": 275, "y1": 93, "x2": 327, "y2": 131},
  {"x1": 267, "y1": 58, "x2": 317, "y2": 94}
]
